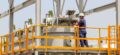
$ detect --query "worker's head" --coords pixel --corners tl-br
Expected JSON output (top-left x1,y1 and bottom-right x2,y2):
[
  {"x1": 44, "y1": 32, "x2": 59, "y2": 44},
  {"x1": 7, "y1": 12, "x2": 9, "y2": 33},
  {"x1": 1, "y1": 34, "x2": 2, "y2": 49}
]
[{"x1": 79, "y1": 13, "x2": 85, "y2": 19}]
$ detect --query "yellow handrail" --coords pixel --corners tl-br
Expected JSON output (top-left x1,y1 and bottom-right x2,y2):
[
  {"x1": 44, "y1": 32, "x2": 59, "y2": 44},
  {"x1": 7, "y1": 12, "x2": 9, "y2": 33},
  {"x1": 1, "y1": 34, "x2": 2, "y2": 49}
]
[{"x1": 0, "y1": 24, "x2": 119, "y2": 55}]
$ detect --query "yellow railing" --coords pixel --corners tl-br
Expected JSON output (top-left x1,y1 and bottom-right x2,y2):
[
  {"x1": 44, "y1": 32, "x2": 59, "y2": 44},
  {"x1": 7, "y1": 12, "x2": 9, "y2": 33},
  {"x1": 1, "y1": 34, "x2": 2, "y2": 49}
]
[{"x1": 0, "y1": 25, "x2": 120, "y2": 55}]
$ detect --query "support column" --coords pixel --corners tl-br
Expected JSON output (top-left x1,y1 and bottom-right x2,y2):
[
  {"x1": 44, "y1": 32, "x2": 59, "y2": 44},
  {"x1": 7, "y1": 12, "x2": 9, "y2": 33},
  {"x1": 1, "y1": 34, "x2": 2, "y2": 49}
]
[
  {"x1": 35, "y1": 0, "x2": 41, "y2": 55},
  {"x1": 55, "y1": 0, "x2": 61, "y2": 25},
  {"x1": 8, "y1": 0, "x2": 14, "y2": 34},
  {"x1": 116, "y1": 0, "x2": 120, "y2": 55},
  {"x1": 8, "y1": 0, "x2": 14, "y2": 54},
  {"x1": 56, "y1": 0, "x2": 61, "y2": 17}
]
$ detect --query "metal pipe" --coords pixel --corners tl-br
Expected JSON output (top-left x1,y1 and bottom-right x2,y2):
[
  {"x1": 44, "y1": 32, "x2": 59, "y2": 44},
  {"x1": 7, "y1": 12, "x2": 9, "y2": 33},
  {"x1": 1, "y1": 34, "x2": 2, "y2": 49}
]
[
  {"x1": 35, "y1": 0, "x2": 41, "y2": 55},
  {"x1": 8, "y1": 0, "x2": 14, "y2": 42},
  {"x1": 35, "y1": 0, "x2": 41, "y2": 45},
  {"x1": 76, "y1": 0, "x2": 80, "y2": 11},
  {"x1": 56, "y1": 0, "x2": 61, "y2": 17},
  {"x1": 55, "y1": 0, "x2": 61, "y2": 25},
  {"x1": 79, "y1": 0, "x2": 83, "y2": 13},
  {"x1": 61, "y1": 0, "x2": 65, "y2": 15},
  {"x1": 116, "y1": 0, "x2": 120, "y2": 54},
  {"x1": 8, "y1": 0, "x2": 14, "y2": 53},
  {"x1": 82, "y1": 0, "x2": 88, "y2": 11},
  {"x1": 53, "y1": 0, "x2": 56, "y2": 17}
]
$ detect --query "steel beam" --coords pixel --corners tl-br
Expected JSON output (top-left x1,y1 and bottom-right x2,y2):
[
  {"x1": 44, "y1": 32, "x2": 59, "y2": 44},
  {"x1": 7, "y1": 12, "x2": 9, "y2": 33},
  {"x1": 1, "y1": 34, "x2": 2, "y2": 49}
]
[
  {"x1": 85, "y1": 2, "x2": 115, "y2": 15},
  {"x1": 0, "y1": 0, "x2": 35, "y2": 18},
  {"x1": 0, "y1": 0, "x2": 115, "y2": 19}
]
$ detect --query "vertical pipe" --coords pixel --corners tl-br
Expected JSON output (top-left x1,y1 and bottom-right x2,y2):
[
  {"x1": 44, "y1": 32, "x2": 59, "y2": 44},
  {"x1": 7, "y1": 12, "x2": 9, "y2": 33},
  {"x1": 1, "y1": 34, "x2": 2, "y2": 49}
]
[
  {"x1": 35, "y1": 0, "x2": 41, "y2": 45},
  {"x1": 35, "y1": 0, "x2": 41, "y2": 55},
  {"x1": 8, "y1": 0, "x2": 14, "y2": 54},
  {"x1": 76, "y1": 0, "x2": 80, "y2": 11},
  {"x1": 9, "y1": 0, "x2": 14, "y2": 40},
  {"x1": 56, "y1": 0, "x2": 61, "y2": 25},
  {"x1": 108, "y1": 26, "x2": 111, "y2": 55},
  {"x1": 9, "y1": 8, "x2": 14, "y2": 38},
  {"x1": 53, "y1": 0, "x2": 56, "y2": 17},
  {"x1": 56, "y1": 0, "x2": 61, "y2": 17},
  {"x1": 116, "y1": 0, "x2": 120, "y2": 54},
  {"x1": 61, "y1": 0, "x2": 65, "y2": 15},
  {"x1": 79, "y1": 0, "x2": 83, "y2": 13}
]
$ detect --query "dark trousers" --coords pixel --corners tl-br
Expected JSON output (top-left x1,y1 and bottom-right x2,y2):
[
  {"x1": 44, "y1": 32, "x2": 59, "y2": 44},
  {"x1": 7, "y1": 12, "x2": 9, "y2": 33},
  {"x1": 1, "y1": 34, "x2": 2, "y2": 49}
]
[{"x1": 79, "y1": 30, "x2": 88, "y2": 47}]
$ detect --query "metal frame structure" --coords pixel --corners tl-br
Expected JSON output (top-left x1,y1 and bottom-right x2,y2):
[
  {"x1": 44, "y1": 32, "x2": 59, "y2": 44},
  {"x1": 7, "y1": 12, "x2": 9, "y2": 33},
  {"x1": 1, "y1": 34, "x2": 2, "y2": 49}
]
[{"x1": 0, "y1": 0, "x2": 115, "y2": 18}]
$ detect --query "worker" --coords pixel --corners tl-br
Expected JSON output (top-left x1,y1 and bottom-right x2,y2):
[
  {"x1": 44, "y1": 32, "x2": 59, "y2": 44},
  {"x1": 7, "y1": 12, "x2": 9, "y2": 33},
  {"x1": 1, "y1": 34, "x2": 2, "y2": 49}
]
[
  {"x1": 24, "y1": 18, "x2": 33, "y2": 28},
  {"x1": 78, "y1": 13, "x2": 88, "y2": 47},
  {"x1": 45, "y1": 14, "x2": 52, "y2": 25},
  {"x1": 24, "y1": 18, "x2": 33, "y2": 33}
]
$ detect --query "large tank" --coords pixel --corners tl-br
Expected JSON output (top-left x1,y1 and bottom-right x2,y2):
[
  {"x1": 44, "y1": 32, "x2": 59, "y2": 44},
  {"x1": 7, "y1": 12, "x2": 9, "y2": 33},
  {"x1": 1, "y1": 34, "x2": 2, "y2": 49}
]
[
  {"x1": 41, "y1": 16, "x2": 79, "y2": 47},
  {"x1": 41, "y1": 26, "x2": 75, "y2": 47}
]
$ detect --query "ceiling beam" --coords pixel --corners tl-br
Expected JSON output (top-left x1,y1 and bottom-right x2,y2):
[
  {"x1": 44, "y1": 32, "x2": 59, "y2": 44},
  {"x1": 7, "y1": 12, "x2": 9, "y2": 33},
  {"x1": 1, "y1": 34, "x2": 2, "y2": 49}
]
[
  {"x1": 0, "y1": 1, "x2": 115, "y2": 19},
  {"x1": 85, "y1": 2, "x2": 116, "y2": 15},
  {"x1": 0, "y1": 0, "x2": 35, "y2": 18}
]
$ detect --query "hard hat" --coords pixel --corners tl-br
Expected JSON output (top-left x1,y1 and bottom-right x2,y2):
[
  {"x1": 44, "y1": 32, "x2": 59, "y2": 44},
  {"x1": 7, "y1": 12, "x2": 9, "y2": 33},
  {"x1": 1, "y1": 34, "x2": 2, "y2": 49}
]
[{"x1": 79, "y1": 13, "x2": 85, "y2": 16}]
